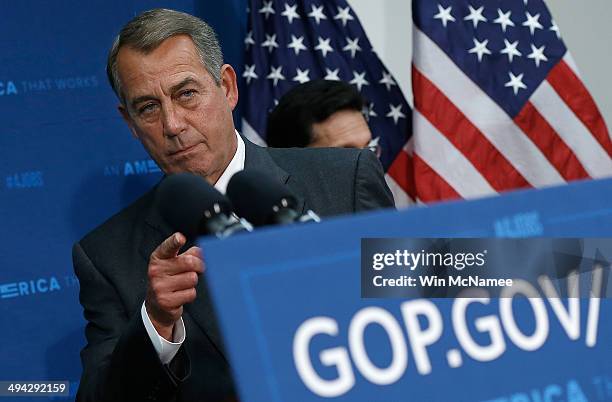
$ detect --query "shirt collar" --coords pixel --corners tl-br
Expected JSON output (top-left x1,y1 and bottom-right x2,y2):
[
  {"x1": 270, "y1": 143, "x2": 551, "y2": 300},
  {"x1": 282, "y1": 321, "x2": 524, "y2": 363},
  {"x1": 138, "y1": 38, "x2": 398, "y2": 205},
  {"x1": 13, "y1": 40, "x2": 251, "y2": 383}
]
[{"x1": 214, "y1": 129, "x2": 245, "y2": 194}]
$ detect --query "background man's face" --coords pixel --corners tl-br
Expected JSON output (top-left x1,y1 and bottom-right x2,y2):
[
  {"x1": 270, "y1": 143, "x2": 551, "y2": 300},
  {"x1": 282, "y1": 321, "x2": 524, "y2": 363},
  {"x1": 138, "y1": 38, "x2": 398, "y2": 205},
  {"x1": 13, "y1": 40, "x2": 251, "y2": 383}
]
[
  {"x1": 308, "y1": 109, "x2": 372, "y2": 149},
  {"x1": 116, "y1": 35, "x2": 238, "y2": 184}
]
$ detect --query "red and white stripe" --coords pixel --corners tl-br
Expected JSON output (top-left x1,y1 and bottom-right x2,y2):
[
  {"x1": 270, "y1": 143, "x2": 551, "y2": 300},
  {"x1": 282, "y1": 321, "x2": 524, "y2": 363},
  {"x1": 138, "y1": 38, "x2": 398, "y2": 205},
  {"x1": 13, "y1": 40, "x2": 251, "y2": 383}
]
[{"x1": 387, "y1": 28, "x2": 611, "y2": 206}]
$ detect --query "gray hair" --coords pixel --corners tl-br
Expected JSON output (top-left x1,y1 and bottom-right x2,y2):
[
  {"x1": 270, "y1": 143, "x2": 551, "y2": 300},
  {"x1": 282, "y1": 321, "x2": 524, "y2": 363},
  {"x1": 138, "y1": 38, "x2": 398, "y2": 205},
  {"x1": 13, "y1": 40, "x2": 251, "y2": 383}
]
[{"x1": 106, "y1": 8, "x2": 224, "y2": 103}]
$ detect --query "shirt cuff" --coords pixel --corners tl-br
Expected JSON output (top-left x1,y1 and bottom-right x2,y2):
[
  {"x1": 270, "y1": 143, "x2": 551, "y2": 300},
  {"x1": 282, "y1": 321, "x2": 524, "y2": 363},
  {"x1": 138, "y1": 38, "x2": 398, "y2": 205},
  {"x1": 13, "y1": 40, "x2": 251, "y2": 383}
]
[{"x1": 141, "y1": 301, "x2": 185, "y2": 365}]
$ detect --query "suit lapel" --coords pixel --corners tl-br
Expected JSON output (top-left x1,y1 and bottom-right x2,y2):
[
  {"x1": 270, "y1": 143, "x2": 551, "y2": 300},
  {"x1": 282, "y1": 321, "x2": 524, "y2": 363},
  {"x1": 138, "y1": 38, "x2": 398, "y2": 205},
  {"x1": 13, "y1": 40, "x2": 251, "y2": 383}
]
[
  {"x1": 243, "y1": 138, "x2": 307, "y2": 214},
  {"x1": 185, "y1": 275, "x2": 228, "y2": 362},
  {"x1": 140, "y1": 184, "x2": 174, "y2": 262},
  {"x1": 243, "y1": 137, "x2": 288, "y2": 182}
]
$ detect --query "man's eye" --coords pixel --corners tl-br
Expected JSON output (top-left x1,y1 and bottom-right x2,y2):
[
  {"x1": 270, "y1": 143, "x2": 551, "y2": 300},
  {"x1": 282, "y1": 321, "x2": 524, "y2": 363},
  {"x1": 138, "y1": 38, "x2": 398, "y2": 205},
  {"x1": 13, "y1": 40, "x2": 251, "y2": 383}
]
[
  {"x1": 179, "y1": 90, "x2": 196, "y2": 99},
  {"x1": 139, "y1": 103, "x2": 157, "y2": 115}
]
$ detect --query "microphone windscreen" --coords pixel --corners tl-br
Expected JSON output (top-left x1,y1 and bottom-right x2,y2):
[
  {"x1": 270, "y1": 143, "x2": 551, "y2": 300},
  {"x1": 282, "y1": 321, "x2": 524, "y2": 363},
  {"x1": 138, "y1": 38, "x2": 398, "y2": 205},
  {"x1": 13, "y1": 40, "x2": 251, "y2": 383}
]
[
  {"x1": 156, "y1": 173, "x2": 232, "y2": 238},
  {"x1": 227, "y1": 169, "x2": 297, "y2": 226}
]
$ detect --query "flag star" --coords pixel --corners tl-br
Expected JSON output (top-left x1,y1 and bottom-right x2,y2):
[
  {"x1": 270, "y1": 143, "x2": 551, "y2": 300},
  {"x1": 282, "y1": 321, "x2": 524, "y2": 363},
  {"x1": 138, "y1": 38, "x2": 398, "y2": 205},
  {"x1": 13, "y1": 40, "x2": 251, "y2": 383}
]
[
  {"x1": 315, "y1": 37, "x2": 334, "y2": 57},
  {"x1": 244, "y1": 31, "x2": 255, "y2": 49},
  {"x1": 349, "y1": 71, "x2": 369, "y2": 91},
  {"x1": 324, "y1": 68, "x2": 341, "y2": 81},
  {"x1": 379, "y1": 72, "x2": 397, "y2": 91},
  {"x1": 308, "y1": 4, "x2": 327, "y2": 25},
  {"x1": 433, "y1": 4, "x2": 456, "y2": 28},
  {"x1": 281, "y1": 3, "x2": 300, "y2": 24},
  {"x1": 242, "y1": 65, "x2": 258, "y2": 84},
  {"x1": 368, "y1": 136, "x2": 380, "y2": 149},
  {"x1": 386, "y1": 104, "x2": 406, "y2": 125},
  {"x1": 287, "y1": 35, "x2": 307, "y2": 55},
  {"x1": 342, "y1": 37, "x2": 361, "y2": 58},
  {"x1": 505, "y1": 72, "x2": 527, "y2": 95},
  {"x1": 261, "y1": 34, "x2": 279, "y2": 53},
  {"x1": 334, "y1": 6, "x2": 354, "y2": 26},
  {"x1": 500, "y1": 39, "x2": 522, "y2": 63},
  {"x1": 493, "y1": 9, "x2": 515, "y2": 32},
  {"x1": 550, "y1": 20, "x2": 561, "y2": 39},
  {"x1": 464, "y1": 5, "x2": 487, "y2": 29},
  {"x1": 527, "y1": 44, "x2": 548, "y2": 67},
  {"x1": 522, "y1": 12, "x2": 543, "y2": 35},
  {"x1": 266, "y1": 66, "x2": 285, "y2": 87},
  {"x1": 468, "y1": 38, "x2": 492, "y2": 62},
  {"x1": 293, "y1": 68, "x2": 310, "y2": 84},
  {"x1": 367, "y1": 102, "x2": 378, "y2": 118},
  {"x1": 258, "y1": 1, "x2": 275, "y2": 19}
]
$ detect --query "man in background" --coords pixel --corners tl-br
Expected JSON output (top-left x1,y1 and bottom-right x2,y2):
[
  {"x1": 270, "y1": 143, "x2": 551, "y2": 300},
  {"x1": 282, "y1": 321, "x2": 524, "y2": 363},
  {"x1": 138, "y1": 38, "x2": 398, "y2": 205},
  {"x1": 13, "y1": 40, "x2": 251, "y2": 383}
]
[
  {"x1": 73, "y1": 8, "x2": 393, "y2": 402},
  {"x1": 266, "y1": 80, "x2": 380, "y2": 157}
]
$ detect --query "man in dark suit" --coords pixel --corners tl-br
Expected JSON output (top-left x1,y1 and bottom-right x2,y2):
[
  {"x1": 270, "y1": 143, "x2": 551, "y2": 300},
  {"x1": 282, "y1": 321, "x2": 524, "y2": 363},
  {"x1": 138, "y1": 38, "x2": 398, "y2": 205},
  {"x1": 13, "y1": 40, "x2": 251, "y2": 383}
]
[
  {"x1": 73, "y1": 8, "x2": 394, "y2": 402},
  {"x1": 267, "y1": 80, "x2": 380, "y2": 157}
]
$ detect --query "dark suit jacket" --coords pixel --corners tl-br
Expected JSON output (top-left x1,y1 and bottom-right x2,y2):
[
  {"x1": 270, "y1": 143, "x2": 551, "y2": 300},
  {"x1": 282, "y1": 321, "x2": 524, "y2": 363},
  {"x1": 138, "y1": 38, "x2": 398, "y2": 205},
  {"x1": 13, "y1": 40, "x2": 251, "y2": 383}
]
[{"x1": 73, "y1": 140, "x2": 394, "y2": 402}]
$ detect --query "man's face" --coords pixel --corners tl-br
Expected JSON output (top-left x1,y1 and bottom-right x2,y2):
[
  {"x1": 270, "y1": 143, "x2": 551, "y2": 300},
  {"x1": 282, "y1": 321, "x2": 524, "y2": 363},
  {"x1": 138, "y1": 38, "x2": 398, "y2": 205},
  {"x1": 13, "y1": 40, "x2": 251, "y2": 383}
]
[
  {"x1": 308, "y1": 109, "x2": 372, "y2": 149},
  {"x1": 116, "y1": 35, "x2": 238, "y2": 184}
]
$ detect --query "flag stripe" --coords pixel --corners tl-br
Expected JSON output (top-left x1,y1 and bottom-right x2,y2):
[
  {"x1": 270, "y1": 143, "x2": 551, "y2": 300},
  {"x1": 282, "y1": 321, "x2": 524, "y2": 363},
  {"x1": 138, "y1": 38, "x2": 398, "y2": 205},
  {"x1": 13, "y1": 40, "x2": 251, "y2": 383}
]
[
  {"x1": 242, "y1": 119, "x2": 267, "y2": 147},
  {"x1": 562, "y1": 53, "x2": 579, "y2": 75},
  {"x1": 412, "y1": 28, "x2": 565, "y2": 188},
  {"x1": 414, "y1": 110, "x2": 495, "y2": 199},
  {"x1": 385, "y1": 174, "x2": 414, "y2": 206},
  {"x1": 546, "y1": 59, "x2": 612, "y2": 158},
  {"x1": 387, "y1": 149, "x2": 416, "y2": 199},
  {"x1": 514, "y1": 102, "x2": 590, "y2": 181},
  {"x1": 413, "y1": 65, "x2": 532, "y2": 192},
  {"x1": 413, "y1": 154, "x2": 461, "y2": 203},
  {"x1": 530, "y1": 81, "x2": 612, "y2": 178}
]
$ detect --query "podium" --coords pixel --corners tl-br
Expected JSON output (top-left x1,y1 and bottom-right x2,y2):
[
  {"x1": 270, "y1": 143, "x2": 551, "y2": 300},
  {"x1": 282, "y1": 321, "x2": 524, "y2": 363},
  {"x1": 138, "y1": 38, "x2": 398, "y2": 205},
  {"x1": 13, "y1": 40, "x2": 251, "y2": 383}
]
[{"x1": 200, "y1": 179, "x2": 612, "y2": 402}]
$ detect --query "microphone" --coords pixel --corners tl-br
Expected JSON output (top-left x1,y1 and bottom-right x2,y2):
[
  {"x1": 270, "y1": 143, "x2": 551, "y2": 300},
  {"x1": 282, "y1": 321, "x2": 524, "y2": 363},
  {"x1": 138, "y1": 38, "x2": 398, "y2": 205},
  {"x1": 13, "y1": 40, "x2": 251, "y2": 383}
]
[
  {"x1": 156, "y1": 173, "x2": 252, "y2": 239},
  {"x1": 226, "y1": 169, "x2": 320, "y2": 227}
]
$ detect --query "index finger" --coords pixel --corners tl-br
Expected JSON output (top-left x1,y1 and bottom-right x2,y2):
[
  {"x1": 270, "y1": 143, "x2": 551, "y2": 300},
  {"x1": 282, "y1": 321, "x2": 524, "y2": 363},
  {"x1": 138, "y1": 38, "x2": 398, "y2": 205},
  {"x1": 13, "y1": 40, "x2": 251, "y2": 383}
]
[{"x1": 152, "y1": 232, "x2": 186, "y2": 260}]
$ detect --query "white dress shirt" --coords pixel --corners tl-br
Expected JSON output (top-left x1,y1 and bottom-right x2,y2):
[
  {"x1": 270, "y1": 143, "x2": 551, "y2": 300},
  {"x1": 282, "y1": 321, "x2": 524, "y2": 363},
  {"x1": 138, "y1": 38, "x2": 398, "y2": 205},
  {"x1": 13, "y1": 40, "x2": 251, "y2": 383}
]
[{"x1": 142, "y1": 130, "x2": 245, "y2": 364}]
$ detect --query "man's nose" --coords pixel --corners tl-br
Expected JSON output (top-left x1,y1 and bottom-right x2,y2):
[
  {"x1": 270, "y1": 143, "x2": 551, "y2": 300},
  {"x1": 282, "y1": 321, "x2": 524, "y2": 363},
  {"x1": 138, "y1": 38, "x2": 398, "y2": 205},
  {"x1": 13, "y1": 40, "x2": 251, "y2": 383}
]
[{"x1": 161, "y1": 104, "x2": 187, "y2": 138}]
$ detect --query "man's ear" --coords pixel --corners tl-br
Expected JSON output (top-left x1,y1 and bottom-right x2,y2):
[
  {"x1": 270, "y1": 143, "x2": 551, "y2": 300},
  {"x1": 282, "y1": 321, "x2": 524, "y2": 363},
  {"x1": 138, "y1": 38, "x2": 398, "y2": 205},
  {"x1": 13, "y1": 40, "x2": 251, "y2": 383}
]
[
  {"x1": 220, "y1": 64, "x2": 239, "y2": 111},
  {"x1": 118, "y1": 104, "x2": 139, "y2": 139}
]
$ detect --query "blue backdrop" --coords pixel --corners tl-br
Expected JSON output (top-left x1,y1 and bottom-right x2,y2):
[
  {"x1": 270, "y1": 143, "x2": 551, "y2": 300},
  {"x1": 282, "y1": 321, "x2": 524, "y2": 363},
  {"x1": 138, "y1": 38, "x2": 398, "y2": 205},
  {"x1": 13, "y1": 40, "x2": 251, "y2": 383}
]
[{"x1": 0, "y1": 1, "x2": 245, "y2": 399}]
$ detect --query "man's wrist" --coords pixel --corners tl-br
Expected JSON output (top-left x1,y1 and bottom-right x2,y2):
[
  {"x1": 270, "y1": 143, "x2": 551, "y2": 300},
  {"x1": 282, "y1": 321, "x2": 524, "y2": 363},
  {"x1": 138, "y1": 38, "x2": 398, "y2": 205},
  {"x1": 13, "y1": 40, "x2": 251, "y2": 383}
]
[
  {"x1": 144, "y1": 300, "x2": 175, "y2": 341},
  {"x1": 151, "y1": 319, "x2": 174, "y2": 342},
  {"x1": 141, "y1": 302, "x2": 186, "y2": 364}
]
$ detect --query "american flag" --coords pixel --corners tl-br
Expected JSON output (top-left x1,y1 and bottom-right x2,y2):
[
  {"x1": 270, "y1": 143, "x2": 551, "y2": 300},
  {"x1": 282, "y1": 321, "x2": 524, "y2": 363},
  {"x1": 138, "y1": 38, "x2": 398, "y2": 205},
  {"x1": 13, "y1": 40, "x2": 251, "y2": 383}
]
[
  {"x1": 241, "y1": 0, "x2": 413, "y2": 205},
  {"x1": 405, "y1": 0, "x2": 612, "y2": 203}
]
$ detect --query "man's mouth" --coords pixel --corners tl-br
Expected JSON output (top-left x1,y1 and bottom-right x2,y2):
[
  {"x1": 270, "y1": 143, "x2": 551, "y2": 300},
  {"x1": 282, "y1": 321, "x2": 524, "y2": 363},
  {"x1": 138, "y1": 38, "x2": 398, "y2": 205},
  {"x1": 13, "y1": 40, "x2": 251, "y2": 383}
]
[{"x1": 169, "y1": 143, "x2": 200, "y2": 157}]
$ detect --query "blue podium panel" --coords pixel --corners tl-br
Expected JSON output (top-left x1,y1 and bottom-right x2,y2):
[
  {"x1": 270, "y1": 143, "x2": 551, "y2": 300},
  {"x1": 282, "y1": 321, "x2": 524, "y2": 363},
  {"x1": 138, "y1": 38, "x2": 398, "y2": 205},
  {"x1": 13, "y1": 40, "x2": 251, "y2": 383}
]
[{"x1": 202, "y1": 179, "x2": 612, "y2": 402}]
